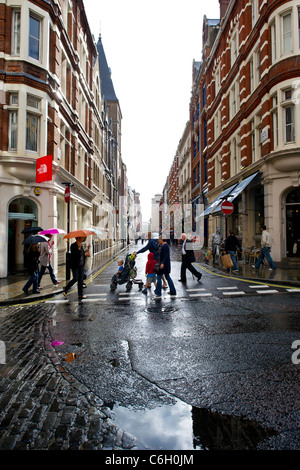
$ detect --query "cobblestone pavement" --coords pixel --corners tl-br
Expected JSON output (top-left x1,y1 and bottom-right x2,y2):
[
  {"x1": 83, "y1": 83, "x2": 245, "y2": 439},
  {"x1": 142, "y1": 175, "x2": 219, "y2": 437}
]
[{"x1": 0, "y1": 303, "x2": 137, "y2": 450}]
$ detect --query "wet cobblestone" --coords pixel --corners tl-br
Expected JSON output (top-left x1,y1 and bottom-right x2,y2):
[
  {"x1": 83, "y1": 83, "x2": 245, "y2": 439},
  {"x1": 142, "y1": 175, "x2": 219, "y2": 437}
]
[{"x1": 0, "y1": 304, "x2": 137, "y2": 450}]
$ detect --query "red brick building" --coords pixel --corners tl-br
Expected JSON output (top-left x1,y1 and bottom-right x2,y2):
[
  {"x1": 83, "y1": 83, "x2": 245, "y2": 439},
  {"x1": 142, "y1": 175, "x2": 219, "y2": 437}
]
[
  {"x1": 0, "y1": 0, "x2": 127, "y2": 277},
  {"x1": 190, "y1": 0, "x2": 300, "y2": 261}
]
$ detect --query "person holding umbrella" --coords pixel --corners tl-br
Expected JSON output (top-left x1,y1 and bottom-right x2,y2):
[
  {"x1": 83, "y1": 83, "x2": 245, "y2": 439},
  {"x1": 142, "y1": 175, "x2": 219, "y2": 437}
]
[
  {"x1": 63, "y1": 236, "x2": 90, "y2": 300},
  {"x1": 22, "y1": 243, "x2": 41, "y2": 295},
  {"x1": 38, "y1": 228, "x2": 65, "y2": 288},
  {"x1": 22, "y1": 234, "x2": 48, "y2": 294},
  {"x1": 38, "y1": 235, "x2": 61, "y2": 288}
]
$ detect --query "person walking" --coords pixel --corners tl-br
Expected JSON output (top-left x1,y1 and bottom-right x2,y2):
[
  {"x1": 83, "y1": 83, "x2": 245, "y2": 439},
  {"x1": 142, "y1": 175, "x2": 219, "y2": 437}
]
[
  {"x1": 142, "y1": 252, "x2": 157, "y2": 294},
  {"x1": 224, "y1": 230, "x2": 242, "y2": 272},
  {"x1": 137, "y1": 232, "x2": 167, "y2": 288},
  {"x1": 137, "y1": 231, "x2": 159, "y2": 260},
  {"x1": 38, "y1": 235, "x2": 61, "y2": 288},
  {"x1": 211, "y1": 227, "x2": 223, "y2": 263},
  {"x1": 253, "y1": 225, "x2": 276, "y2": 270},
  {"x1": 154, "y1": 236, "x2": 176, "y2": 298},
  {"x1": 179, "y1": 233, "x2": 202, "y2": 283},
  {"x1": 22, "y1": 243, "x2": 41, "y2": 294},
  {"x1": 63, "y1": 237, "x2": 90, "y2": 300}
]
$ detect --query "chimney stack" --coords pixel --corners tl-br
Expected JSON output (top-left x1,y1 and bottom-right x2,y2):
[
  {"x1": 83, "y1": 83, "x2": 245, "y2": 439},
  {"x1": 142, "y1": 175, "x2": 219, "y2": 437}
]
[{"x1": 219, "y1": 0, "x2": 230, "y2": 20}]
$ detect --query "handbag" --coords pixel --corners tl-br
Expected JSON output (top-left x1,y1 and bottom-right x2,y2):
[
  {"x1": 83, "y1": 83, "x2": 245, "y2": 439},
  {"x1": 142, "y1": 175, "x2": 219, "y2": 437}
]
[
  {"x1": 221, "y1": 253, "x2": 233, "y2": 268},
  {"x1": 153, "y1": 263, "x2": 161, "y2": 274}
]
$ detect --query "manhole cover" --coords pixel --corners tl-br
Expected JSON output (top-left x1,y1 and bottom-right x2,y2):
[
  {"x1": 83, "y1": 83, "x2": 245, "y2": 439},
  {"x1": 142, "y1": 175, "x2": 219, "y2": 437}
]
[{"x1": 145, "y1": 306, "x2": 178, "y2": 314}]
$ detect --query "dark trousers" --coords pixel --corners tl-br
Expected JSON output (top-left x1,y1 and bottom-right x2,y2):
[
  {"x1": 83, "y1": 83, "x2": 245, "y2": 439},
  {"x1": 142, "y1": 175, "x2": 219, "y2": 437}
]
[
  {"x1": 65, "y1": 265, "x2": 85, "y2": 297},
  {"x1": 180, "y1": 255, "x2": 201, "y2": 281},
  {"x1": 23, "y1": 269, "x2": 39, "y2": 292},
  {"x1": 38, "y1": 263, "x2": 58, "y2": 285}
]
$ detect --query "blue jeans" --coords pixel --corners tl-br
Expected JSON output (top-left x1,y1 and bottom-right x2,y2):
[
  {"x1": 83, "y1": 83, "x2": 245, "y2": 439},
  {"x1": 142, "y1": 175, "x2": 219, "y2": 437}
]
[
  {"x1": 155, "y1": 273, "x2": 176, "y2": 296},
  {"x1": 228, "y1": 251, "x2": 239, "y2": 270},
  {"x1": 38, "y1": 263, "x2": 58, "y2": 285},
  {"x1": 255, "y1": 247, "x2": 276, "y2": 269},
  {"x1": 23, "y1": 269, "x2": 39, "y2": 292}
]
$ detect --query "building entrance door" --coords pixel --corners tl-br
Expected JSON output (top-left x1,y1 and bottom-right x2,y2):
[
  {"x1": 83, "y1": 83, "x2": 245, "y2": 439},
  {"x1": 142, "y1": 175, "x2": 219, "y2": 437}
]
[
  {"x1": 286, "y1": 188, "x2": 300, "y2": 258},
  {"x1": 8, "y1": 198, "x2": 38, "y2": 273}
]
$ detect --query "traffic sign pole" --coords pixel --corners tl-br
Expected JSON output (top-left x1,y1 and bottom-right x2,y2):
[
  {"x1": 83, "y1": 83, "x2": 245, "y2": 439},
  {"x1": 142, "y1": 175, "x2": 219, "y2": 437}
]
[{"x1": 220, "y1": 200, "x2": 234, "y2": 238}]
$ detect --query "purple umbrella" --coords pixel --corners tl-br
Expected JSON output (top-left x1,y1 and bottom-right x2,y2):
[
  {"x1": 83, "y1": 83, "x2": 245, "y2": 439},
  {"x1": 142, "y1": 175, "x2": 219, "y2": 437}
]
[{"x1": 39, "y1": 228, "x2": 66, "y2": 236}]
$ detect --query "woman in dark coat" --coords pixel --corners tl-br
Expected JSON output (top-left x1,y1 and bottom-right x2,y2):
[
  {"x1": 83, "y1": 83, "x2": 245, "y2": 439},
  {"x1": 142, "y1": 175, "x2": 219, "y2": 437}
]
[
  {"x1": 63, "y1": 237, "x2": 89, "y2": 300},
  {"x1": 154, "y1": 237, "x2": 176, "y2": 298},
  {"x1": 22, "y1": 243, "x2": 40, "y2": 294}
]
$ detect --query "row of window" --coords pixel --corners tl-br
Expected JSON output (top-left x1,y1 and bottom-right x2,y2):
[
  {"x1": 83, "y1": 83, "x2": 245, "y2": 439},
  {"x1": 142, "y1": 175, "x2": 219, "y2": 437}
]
[
  {"x1": 270, "y1": 7, "x2": 300, "y2": 62},
  {"x1": 12, "y1": 9, "x2": 41, "y2": 61},
  {"x1": 212, "y1": 86, "x2": 296, "y2": 186},
  {"x1": 11, "y1": 6, "x2": 95, "y2": 125},
  {"x1": 8, "y1": 93, "x2": 41, "y2": 152}
]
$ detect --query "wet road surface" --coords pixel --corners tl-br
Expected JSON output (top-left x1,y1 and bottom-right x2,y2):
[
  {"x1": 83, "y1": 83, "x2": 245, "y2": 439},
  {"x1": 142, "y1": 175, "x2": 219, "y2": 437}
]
[{"x1": 41, "y1": 244, "x2": 300, "y2": 450}]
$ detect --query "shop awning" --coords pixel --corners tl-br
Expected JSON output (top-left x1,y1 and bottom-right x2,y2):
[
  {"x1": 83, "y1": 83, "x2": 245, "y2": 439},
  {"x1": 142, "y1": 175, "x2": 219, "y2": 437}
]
[
  {"x1": 212, "y1": 171, "x2": 259, "y2": 214},
  {"x1": 200, "y1": 183, "x2": 238, "y2": 217}
]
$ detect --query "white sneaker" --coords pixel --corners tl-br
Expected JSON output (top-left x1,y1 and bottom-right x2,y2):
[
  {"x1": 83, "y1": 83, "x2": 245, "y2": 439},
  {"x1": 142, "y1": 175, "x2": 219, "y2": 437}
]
[{"x1": 154, "y1": 294, "x2": 161, "y2": 299}]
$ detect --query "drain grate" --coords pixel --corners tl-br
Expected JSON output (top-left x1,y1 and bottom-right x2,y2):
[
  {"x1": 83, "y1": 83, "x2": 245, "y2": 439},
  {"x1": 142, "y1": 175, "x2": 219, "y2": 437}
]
[{"x1": 145, "y1": 305, "x2": 179, "y2": 314}]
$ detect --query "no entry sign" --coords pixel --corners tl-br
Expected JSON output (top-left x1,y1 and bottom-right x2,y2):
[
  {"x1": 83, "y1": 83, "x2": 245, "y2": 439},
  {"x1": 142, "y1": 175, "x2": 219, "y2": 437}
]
[
  {"x1": 221, "y1": 200, "x2": 234, "y2": 215},
  {"x1": 64, "y1": 186, "x2": 71, "y2": 203}
]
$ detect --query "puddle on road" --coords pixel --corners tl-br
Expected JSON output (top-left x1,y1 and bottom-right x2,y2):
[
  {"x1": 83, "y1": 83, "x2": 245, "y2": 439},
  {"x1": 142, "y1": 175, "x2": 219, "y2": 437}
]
[{"x1": 110, "y1": 401, "x2": 277, "y2": 450}]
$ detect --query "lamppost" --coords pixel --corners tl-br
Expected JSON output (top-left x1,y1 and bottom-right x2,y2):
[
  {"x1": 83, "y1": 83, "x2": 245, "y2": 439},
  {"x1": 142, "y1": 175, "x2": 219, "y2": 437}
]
[{"x1": 62, "y1": 182, "x2": 74, "y2": 280}]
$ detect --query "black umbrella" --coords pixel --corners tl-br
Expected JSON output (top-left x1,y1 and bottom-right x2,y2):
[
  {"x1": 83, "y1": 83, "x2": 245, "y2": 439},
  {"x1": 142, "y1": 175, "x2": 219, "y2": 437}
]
[
  {"x1": 21, "y1": 226, "x2": 43, "y2": 234},
  {"x1": 22, "y1": 234, "x2": 48, "y2": 245}
]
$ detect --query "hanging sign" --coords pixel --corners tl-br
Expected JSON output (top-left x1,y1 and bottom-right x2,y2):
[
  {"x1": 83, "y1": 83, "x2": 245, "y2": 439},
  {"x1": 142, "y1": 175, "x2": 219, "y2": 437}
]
[{"x1": 36, "y1": 155, "x2": 53, "y2": 183}]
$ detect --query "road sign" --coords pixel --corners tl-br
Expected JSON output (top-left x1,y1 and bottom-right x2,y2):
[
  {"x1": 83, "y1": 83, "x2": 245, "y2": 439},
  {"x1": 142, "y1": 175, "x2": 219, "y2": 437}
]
[
  {"x1": 64, "y1": 186, "x2": 71, "y2": 203},
  {"x1": 221, "y1": 200, "x2": 234, "y2": 215}
]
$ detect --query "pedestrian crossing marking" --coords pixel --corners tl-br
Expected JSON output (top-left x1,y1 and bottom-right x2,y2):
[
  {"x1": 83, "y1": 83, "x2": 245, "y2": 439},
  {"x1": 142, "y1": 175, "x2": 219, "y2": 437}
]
[
  {"x1": 249, "y1": 285, "x2": 270, "y2": 289},
  {"x1": 85, "y1": 292, "x2": 107, "y2": 297},
  {"x1": 222, "y1": 291, "x2": 246, "y2": 296},
  {"x1": 256, "y1": 289, "x2": 279, "y2": 294},
  {"x1": 189, "y1": 293, "x2": 213, "y2": 297},
  {"x1": 81, "y1": 298, "x2": 106, "y2": 302},
  {"x1": 286, "y1": 288, "x2": 300, "y2": 292},
  {"x1": 217, "y1": 286, "x2": 239, "y2": 290},
  {"x1": 186, "y1": 288, "x2": 207, "y2": 292}
]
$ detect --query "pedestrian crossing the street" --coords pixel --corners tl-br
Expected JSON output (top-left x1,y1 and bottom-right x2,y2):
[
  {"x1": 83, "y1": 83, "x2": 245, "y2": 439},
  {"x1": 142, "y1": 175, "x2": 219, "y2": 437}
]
[{"x1": 45, "y1": 282, "x2": 300, "y2": 305}]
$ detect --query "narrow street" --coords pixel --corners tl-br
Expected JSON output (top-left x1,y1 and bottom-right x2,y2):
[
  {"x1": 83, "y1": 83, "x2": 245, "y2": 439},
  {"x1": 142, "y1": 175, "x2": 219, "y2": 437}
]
[{"x1": 1, "y1": 244, "x2": 299, "y2": 454}]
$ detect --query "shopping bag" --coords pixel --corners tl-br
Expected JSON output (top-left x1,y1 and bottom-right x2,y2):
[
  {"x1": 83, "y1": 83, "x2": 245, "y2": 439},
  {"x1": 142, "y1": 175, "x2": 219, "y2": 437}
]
[
  {"x1": 221, "y1": 253, "x2": 233, "y2": 268},
  {"x1": 205, "y1": 249, "x2": 212, "y2": 260}
]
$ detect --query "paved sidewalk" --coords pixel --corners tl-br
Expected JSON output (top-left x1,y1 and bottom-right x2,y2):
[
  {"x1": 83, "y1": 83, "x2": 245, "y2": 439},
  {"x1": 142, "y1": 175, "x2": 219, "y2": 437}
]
[
  {"x1": 198, "y1": 255, "x2": 300, "y2": 287},
  {"x1": 0, "y1": 245, "x2": 128, "y2": 306}
]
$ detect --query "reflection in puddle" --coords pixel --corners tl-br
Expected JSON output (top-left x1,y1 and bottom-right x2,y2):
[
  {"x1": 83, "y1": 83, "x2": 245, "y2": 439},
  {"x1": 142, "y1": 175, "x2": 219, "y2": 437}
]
[
  {"x1": 192, "y1": 407, "x2": 277, "y2": 450},
  {"x1": 112, "y1": 401, "x2": 277, "y2": 450}
]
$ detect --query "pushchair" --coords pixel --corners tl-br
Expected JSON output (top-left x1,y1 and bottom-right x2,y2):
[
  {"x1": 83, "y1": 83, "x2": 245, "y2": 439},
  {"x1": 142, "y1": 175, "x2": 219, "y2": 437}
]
[{"x1": 110, "y1": 253, "x2": 143, "y2": 292}]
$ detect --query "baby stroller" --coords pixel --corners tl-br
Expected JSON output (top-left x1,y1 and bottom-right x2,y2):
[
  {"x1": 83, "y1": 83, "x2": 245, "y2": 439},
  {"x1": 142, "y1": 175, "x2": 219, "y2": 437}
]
[{"x1": 110, "y1": 253, "x2": 143, "y2": 292}]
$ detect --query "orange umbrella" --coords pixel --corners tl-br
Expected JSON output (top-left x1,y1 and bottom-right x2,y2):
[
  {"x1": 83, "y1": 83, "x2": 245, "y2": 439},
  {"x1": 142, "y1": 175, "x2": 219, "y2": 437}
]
[{"x1": 63, "y1": 229, "x2": 95, "y2": 239}]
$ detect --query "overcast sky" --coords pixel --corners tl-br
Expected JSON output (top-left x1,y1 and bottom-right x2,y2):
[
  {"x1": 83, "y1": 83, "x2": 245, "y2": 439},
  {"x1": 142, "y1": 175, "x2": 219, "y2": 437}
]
[{"x1": 83, "y1": 0, "x2": 220, "y2": 221}]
